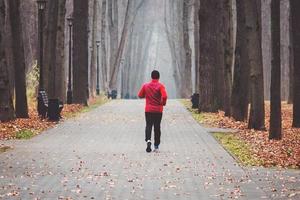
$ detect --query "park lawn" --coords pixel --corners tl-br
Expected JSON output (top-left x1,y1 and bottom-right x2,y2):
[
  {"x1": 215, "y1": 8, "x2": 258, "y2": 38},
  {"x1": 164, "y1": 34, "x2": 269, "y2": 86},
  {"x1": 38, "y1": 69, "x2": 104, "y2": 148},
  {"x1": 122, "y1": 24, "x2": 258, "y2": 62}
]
[
  {"x1": 0, "y1": 96, "x2": 108, "y2": 140},
  {"x1": 182, "y1": 99, "x2": 300, "y2": 169}
]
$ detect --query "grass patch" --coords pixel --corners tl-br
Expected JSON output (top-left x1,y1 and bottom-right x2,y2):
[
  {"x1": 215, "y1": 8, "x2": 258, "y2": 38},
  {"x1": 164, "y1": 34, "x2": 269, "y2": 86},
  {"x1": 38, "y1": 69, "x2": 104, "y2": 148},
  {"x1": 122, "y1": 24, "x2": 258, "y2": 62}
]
[
  {"x1": 15, "y1": 129, "x2": 35, "y2": 139},
  {"x1": 64, "y1": 96, "x2": 109, "y2": 119},
  {"x1": 64, "y1": 95, "x2": 109, "y2": 118},
  {"x1": 81, "y1": 96, "x2": 109, "y2": 113},
  {"x1": 213, "y1": 132, "x2": 262, "y2": 166},
  {"x1": 180, "y1": 99, "x2": 218, "y2": 124}
]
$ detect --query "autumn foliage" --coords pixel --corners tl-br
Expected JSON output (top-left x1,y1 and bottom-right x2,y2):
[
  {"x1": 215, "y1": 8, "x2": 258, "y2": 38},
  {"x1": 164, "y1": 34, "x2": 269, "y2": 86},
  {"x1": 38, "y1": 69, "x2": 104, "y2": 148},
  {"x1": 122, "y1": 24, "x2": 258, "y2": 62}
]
[
  {"x1": 0, "y1": 104, "x2": 83, "y2": 140},
  {"x1": 195, "y1": 102, "x2": 300, "y2": 168}
]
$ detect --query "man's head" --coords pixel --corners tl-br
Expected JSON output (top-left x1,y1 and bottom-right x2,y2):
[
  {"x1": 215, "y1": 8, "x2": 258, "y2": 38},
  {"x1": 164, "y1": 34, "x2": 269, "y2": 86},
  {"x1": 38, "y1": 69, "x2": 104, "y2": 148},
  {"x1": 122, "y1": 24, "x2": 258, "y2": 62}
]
[{"x1": 151, "y1": 70, "x2": 160, "y2": 80}]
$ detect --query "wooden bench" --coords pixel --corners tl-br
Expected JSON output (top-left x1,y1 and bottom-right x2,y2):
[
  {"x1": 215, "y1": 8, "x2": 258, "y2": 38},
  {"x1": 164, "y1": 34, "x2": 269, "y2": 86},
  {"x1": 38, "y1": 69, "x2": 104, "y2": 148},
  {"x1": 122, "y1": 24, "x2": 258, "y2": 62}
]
[{"x1": 37, "y1": 90, "x2": 63, "y2": 120}]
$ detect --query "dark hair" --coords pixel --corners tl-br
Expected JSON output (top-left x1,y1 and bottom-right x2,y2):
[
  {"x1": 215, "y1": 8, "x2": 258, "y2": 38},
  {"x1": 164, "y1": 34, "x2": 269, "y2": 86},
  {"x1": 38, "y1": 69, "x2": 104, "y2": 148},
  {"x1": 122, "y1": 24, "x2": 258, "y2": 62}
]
[{"x1": 151, "y1": 70, "x2": 160, "y2": 79}]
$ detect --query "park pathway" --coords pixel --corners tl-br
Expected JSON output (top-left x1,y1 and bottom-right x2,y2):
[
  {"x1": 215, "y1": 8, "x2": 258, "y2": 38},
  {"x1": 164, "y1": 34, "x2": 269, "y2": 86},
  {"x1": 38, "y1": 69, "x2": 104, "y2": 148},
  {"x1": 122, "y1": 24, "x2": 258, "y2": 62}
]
[{"x1": 0, "y1": 100, "x2": 299, "y2": 199}]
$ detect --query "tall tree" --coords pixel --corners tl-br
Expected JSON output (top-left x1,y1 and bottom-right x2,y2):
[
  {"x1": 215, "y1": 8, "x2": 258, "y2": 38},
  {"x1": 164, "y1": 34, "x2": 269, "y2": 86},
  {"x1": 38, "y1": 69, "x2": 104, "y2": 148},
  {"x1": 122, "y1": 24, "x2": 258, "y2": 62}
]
[
  {"x1": 288, "y1": 4, "x2": 294, "y2": 104},
  {"x1": 44, "y1": 0, "x2": 66, "y2": 100},
  {"x1": 193, "y1": 0, "x2": 200, "y2": 94},
  {"x1": 291, "y1": 0, "x2": 300, "y2": 127},
  {"x1": 89, "y1": 0, "x2": 98, "y2": 97},
  {"x1": 8, "y1": 0, "x2": 29, "y2": 118},
  {"x1": 73, "y1": 0, "x2": 89, "y2": 105},
  {"x1": 231, "y1": 0, "x2": 250, "y2": 121},
  {"x1": 222, "y1": 0, "x2": 234, "y2": 116},
  {"x1": 269, "y1": 0, "x2": 282, "y2": 139},
  {"x1": 246, "y1": 0, "x2": 265, "y2": 130},
  {"x1": 100, "y1": 0, "x2": 108, "y2": 92},
  {"x1": 108, "y1": 0, "x2": 146, "y2": 91},
  {"x1": 108, "y1": 0, "x2": 119, "y2": 92},
  {"x1": 54, "y1": 0, "x2": 67, "y2": 101},
  {"x1": 182, "y1": 0, "x2": 192, "y2": 98},
  {"x1": 164, "y1": 0, "x2": 181, "y2": 96},
  {"x1": 198, "y1": 1, "x2": 224, "y2": 112},
  {"x1": 0, "y1": 0, "x2": 15, "y2": 121}
]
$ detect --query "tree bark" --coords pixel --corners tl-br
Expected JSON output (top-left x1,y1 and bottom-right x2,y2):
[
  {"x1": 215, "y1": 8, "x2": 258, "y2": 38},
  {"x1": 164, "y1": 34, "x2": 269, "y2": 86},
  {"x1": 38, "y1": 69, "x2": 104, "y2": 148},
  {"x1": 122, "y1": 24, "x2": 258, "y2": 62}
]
[
  {"x1": 55, "y1": 0, "x2": 66, "y2": 101},
  {"x1": 164, "y1": 0, "x2": 180, "y2": 96},
  {"x1": 100, "y1": 0, "x2": 108, "y2": 92},
  {"x1": 291, "y1": 0, "x2": 300, "y2": 127},
  {"x1": 246, "y1": 0, "x2": 266, "y2": 130},
  {"x1": 223, "y1": 0, "x2": 234, "y2": 116},
  {"x1": 193, "y1": 0, "x2": 200, "y2": 95},
  {"x1": 182, "y1": 0, "x2": 192, "y2": 98},
  {"x1": 288, "y1": 2, "x2": 294, "y2": 104},
  {"x1": 0, "y1": 0, "x2": 15, "y2": 121},
  {"x1": 108, "y1": 0, "x2": 146, "y2": 91},
  {"x1": 108, "y1": 0, "x2": 119, "y2": 92},
  {"x1": 44, "y1": 0, "x2": 66, "y2": 100},
  {"x1": 89, "y1": 0, "x2": 97, "y2": 97},
  {"x1": 269, "y1": 0, "x2": 282, "y2": 139},
  {"x1": 8, "y1": 0, "x2": 29, "y2": 118},
  {"x1": 43, "y1": 0, "x2": 58, "y2": 96},
  {"x1": 231, "y1": 0, "x2": 250, "y2": 121},
  {"x1": 198, "y1": 0, "x2": 224, "y2": 112},
  {"x1": 73, "y1": 0, "x2": 89, "y2": 105}
]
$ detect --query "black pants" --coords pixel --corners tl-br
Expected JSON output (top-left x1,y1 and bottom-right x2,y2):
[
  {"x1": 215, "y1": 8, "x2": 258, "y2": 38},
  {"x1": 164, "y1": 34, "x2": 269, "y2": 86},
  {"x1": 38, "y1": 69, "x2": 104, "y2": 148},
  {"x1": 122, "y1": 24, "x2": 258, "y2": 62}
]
[{"x1": 145, "y1": 112, "x2": 163, "y2": 146}]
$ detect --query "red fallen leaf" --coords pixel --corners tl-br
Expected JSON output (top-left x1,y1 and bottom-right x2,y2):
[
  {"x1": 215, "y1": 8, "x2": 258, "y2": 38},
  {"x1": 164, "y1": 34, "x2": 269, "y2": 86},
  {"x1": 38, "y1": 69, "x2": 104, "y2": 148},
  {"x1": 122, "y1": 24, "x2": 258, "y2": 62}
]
[
  {"x1": 188, "y1": 101, "x2": 300, "y2": 168},
  {"x1": 0, "y1": 103, "x2": 84, "y2": 140}
]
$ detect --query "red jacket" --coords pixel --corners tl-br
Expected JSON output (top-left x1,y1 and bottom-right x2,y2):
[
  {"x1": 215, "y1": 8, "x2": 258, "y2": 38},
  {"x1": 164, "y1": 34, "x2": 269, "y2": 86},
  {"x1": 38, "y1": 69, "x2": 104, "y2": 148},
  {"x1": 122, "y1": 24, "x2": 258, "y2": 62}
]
[{"x1": 138, "y1": 79, "x2": 168, "y2": 113}]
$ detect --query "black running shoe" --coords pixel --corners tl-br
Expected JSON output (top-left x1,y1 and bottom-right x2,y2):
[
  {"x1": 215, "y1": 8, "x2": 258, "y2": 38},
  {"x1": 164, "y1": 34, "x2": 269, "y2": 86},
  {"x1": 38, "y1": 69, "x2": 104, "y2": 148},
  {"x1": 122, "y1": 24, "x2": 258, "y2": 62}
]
[{"x1": 146, "y1": 141, "x2": 152, "y2": 153}]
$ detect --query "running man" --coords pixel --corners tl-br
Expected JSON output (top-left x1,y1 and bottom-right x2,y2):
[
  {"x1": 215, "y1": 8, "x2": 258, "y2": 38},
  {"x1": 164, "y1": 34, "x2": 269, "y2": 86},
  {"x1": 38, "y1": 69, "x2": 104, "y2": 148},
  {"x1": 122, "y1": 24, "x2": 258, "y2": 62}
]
[{"x1": 138, "y1": 70, "x2": 168, "y2": 152}]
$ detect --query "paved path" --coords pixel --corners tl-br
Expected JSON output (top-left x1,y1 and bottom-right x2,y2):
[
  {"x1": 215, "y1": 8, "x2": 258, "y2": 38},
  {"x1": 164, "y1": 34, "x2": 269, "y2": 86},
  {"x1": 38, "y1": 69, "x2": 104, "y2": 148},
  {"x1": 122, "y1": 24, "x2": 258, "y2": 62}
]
[{"x1": 0, "y1": 100, "x2": 299, "y2": 199}]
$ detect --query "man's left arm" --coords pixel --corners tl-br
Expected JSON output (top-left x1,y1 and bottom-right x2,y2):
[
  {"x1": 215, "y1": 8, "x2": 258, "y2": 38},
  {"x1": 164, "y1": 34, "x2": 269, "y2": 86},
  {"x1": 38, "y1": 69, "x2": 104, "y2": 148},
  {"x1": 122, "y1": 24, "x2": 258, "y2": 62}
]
[{"x1": 160, "y1": 84, "x2": 167, "y2": 106}]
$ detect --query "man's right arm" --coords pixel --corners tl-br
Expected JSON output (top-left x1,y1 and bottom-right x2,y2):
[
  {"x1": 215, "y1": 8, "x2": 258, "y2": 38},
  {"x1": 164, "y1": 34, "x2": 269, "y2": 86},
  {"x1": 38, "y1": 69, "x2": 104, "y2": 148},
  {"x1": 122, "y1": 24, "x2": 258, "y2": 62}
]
[{"x1": 138, "y1": 85, "x2": 145, "y2": 98}]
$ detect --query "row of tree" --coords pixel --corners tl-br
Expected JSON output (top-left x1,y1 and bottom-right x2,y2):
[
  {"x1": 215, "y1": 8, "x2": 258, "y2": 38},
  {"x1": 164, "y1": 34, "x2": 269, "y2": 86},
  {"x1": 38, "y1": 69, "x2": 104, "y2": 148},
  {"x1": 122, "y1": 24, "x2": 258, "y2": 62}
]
[
  {"x1": 1, "y1": 0, "x2": 299, "y2": 141},
  {"x1": 194, "y1": 0, "x2": 299, "y2": 139},
  {"x1": 0, "y1": 0, "x2": 147, "y2": 122}
]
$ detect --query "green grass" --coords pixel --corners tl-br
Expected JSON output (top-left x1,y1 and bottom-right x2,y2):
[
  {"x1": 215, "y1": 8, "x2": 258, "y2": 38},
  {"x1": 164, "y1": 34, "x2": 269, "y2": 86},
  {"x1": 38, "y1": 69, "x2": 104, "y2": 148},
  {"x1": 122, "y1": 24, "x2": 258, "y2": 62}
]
[
  {"x1": 81, "y1": 96, "x2": 109, "y2": 113},
  {"x1": 181, "y1": 99, "x2": 262, "y2": 167},
  {"x1": 213, "y1": 132, "x2": 262, "y2": 166},
  {"x1": 180, "y1": 99, "x2": 217, "y2": 124},
  {"x1": 15, "y1": 129, "x2": 35, "y2": 139},
  {"x1": 64, "y1": 96, "x2": 109, "y2": 119}
]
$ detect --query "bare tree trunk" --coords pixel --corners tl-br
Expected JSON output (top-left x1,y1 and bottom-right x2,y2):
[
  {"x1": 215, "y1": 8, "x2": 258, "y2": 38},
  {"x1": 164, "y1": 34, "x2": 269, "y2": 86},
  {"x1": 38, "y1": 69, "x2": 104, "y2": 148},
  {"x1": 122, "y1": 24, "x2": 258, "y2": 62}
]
[
  {"x1": 164, "y1": 0, "x2": 180, "y2": 95},
  {"x1": 4, "y1": 0, "x2": 14, "y2": 97},
  {"x1": 55, "y1": 0, "x2": 66, "y2": 101},
  {"x1": 246, "y1": 0, "x2": 266, "y2": 130},
  {"x1": 108, "y1": 0, "x2": 119, "y2": 92},
  {"x1": 44, "y1": 0, "x2": 66, "y2": 100},
  {"x1": 223, "y1": 0, "x2": 234, "y2": 116},
  {"x1": 89, "y1": 0, "x2": 97, "y2": 97},
  {"x1": 269, "y1": 0, "x2": 282, "y2": 139},
  {"x1": 43, "y1": 0, "x2": 57, "y2": 96},
  {"x1": 198, "y1": 1, "x2": 224, "y2": 112},
  {"x1": 291, "y1": 0, "x2": 300, "y2": 127},
  {"x1": 193, "y1": 0, "x2": 200, "y2": 94},
  {"x1": 73, "y1": 0, "x2": 89, "y2": 105},
  {"x1": 0, "y1": 0, "x2": 15, "y2": 121},
  {"x1": 20, "y1": 0, "x2": 37, "y2": 73},
  {"x1": 231, "y1": 0, "x2": 250, "y2": 121},
  {"x1": 8, "y1": 0, "x2": 29, "y2": 118},
  {"x1": 108, "y1": 0, "x2": 146, "y2": 91},
  {"x1": 100, "y1": 0, "x2": 108, "y2": 92},
  {"x1": 182, "y1": 0, "x2": 192, "y2": 98},
  {"x1": 288, "y1": 2, "x2": 294, "y2": 104}
]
